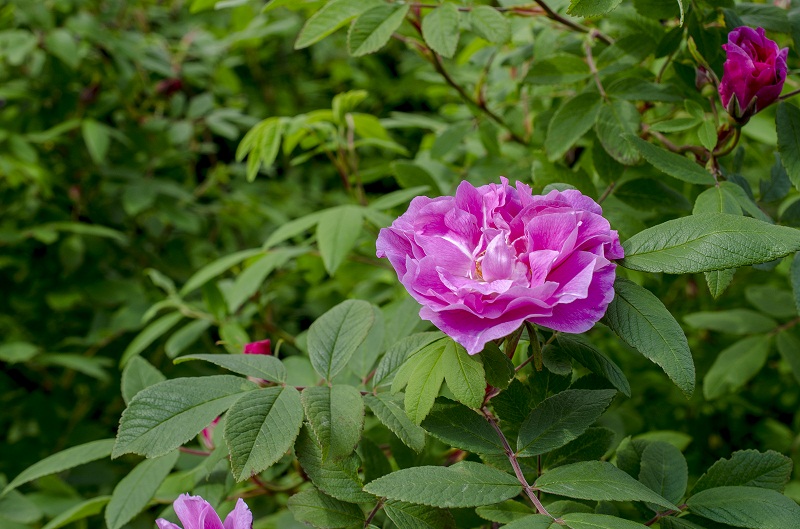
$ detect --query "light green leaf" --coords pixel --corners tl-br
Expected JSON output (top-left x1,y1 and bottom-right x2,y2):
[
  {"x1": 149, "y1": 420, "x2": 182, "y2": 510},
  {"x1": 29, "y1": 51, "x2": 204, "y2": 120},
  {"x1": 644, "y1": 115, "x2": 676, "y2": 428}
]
[
  {"x1": 40, "y1": 496, "x2": 110, "y2": 529},
  {"x1": 113, "y1": 375, "x2": 256, "y2": 458},
  {"x1": 227, "y1": 248, "x2": 307, "y2": 313},
  {"x1": 45, "y1": 29, "x2": 80, "y2": 69},
  {"x1": 568, "y1": 0, "x2": 623, "y2": 17},
  {"x1": 562, "y1": 513, "x2": 648, "y2": 529},
  {"x1": 602, "y1": 278, "x2": 695, "y2": 398},
  {"x1": 369, "y1": 186, "x2": 430, "y2": 211},
  {"x1": 0, "y1": 342, "x2": 38, "y2": 364},
  {"x1": 348, "y1": 4, "x2": 409, "y2": 57},
  {"x1": 105, "y1": 450, "x2": 179, "y2": 529},
  {"x1": 627, "y1": 135, "x2": 715, "y2": 185},
  {"x1": 697, "y1": 120, "x2": 717, "y2": 152},
  {"x1": 686, "y1": 486, "x2": 800, "y2": 529},
  {"x1": 684, "y1": 310, "x2": 776, "y2": 335},
  {"x1": 396, "y1": 339, "x2": 449, "y2": 424},
  {"x1": 517, "y1": 389, "x2": 616, "y2": 457},
  {"x1": 175, "y1": 353, "x2": 287, "y2": 382},
  {"x1": 264, "y1": 211, "x2": 324, "y2": 249},
  {"x1": 638, "y1": 441, "x2": 688, "y2": 508},
  {"x1": 364, "y1": 393, "x2": 426, "y2": 453},
  {"x1": 776, "y1": 102, "x2": 800, "y2": 192},
  {"x1": 535, "y1": 461, "x2": 681, "y2": 511},
  {"x1": 421, "y1": 4, "x2": 460, "y2": 59},
  {"x1": 595, "y1": 101, "x2": 641, "y2": 165},
  {"x1": 384, "y1": 500, "x2": 456, "y2": 529},
  {"x1": 620, "y1": 213, "x2": 800, "y2": 273},
  {"x1": 441, "y1": 339, "x2": 485, "y2": 409},
  {"x1": 470, "y1": 6, "x2": 510, "y2": 43},
  {"x1": 82, "y1": 119, "x2": 111, "y2": 164},
  {"x1": 421, "y1": 400, "x2": 504, "y2": 454},
  {"x1": 225, "y1": 386, "x2": 304, "y2": 480},
  {"x1": 287, "y1": 488, "x2": 365, "y2": 529},
  {"x1": 556, "y1": 336, "x2": 630, "y2": 396},
  {"x1": 4, "y1": 439, "x2": 115, "y2": 495},
  {"x1": 703, "y1": 335, "x2": 770, "y2": 400},
  {"x1": 543, "y1": 427, "x2": 615, "y2": 469},
  {"x1": 121, "y1": 356, "x2": 166, "y2": 405},
  {"x1": 180, "y1": 248, "x2": 263, "y2": 296},
  {"x1": 372, "y1": 331, "x2": 443, "y2": 389},
  {"x1": 363, "y1": 461, "x2": 522, "y2": 508},
  {"x1": 308, "y1": 299, "x2": 375, "y2": 381},
  {"x1": 164, "y1": 319, "x2": 211, "y2": 358},
  {"x1": 295, "y1": 0, "x2": 381, "y2": 49},
  {"x1": 475, "y1": 500, "x2": 534, "y2": 523},
  {"x1": 693, "y1": 449, "x2": 793, "y2": 494},
  {"x1": 302, "y1": 385, "x2": 364, "y2": 461},
  {"x1": 546, "y1": 93, "x2": 603, "y2": 162},
  {"x1": 120, "y1": 312, "x2": 184, "y2": 366},
  {"x1": 316, "y1": 205, "x2": 364, "y2": 276}
]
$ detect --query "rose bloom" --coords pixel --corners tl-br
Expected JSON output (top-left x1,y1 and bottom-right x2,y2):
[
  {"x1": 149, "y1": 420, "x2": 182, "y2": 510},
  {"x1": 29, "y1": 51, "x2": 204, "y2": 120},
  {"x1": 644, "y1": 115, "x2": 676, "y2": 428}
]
[
  {"x1": 156, "y1": 494, "x2": 251, "y2": 529},
  {"x1": 719, "y1": 26, "x2": 788, "y2": 122},
  {"x1": 376, "y1": 178, "x2": 623, "y2": 355}
]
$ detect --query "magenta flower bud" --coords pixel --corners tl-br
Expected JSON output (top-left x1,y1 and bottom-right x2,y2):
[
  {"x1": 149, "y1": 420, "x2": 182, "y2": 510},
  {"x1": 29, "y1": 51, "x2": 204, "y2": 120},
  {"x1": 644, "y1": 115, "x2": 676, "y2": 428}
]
[
  {"x1": 719, "y1": 26, "x2": 788, "y2": 123},
  {"x1": 156, "y1": 494, "x2": 252, "y2": 529},
  {"x1": 376, "y1": 178, "x2": 623, "y2": 355},
  {"x1": 243, "y1": 339, "x2": 271, "y2": 355}
]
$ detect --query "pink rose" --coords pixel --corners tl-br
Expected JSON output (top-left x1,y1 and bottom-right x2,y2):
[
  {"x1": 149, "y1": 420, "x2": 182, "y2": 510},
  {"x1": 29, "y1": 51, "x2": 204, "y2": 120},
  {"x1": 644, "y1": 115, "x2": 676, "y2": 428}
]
[
  {"x1": 156, "y1": 494, "x2": 251, "y2": 529},
  {"x1": 719, "y1": 26, "x2": 788, "y2": 123},
  {"x1": 376, "y1": 178, "x2": 623, "y2": 355},
  {"x1": 243, "y1": 339, "x2": 271, "y2": 355}
]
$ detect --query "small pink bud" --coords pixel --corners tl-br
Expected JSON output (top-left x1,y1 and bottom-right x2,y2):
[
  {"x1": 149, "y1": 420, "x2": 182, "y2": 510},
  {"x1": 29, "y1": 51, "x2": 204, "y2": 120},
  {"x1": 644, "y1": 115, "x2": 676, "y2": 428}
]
[{"x1": 243, "y1": 339, "x2": 271, "y2": 356}]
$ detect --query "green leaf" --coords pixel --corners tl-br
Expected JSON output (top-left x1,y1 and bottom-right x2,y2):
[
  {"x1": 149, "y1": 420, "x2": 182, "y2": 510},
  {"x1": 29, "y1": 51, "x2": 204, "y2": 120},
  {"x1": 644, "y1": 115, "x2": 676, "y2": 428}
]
[
  {"x1": 693, "y1": 186, "x2": 742, "y2": 216},
  {"x1": 175, "y1": 353, "x2": 287, "y2": 382},
  {"x1": 621, "y1": 213, "x2": 800, "y2": 273},
  {"x1": 441, "y1": 339, "x2": 485, "y2": 409},
  {"x1": 562, "y1": 513, "x2": 649, "y2": 529},
  {"x1": 363, "y1": 461, "x2": 522, "y2": 508},
  {"x1": 227, "y1": 248, "x2": 307, "y2": 313},
  {"x1": 364, "y1": 393, "x2": 426, "y2": 453},
  {"x1": 348, "y1": 4, "x2": 409, "y2": 57},
  {"x1": 627, "y1": 135, "x2": 715, "y2": 185},
  {"x1": 704, "y1": 269, "x2": 736, "y2": 299},
  {"x1": 105, "y1": 450, "x2": 179, "y2": 529},
  {"x1": 481, "y1": 343, "x2": 515, "y2": 390},
  {"x1": 82, "y1": 119, "x2": 111, "y2": 164},
  {"x1": 421, "y1": 400, "x2": 504, "y2": 454},
  {"x1": 0, "y1": 342, "x2": 38, "y2": 364},
  {"x1": 316, "y1": 205, "x2": 364, "y2": 276},
  {"x1": 703, "y1": 335, "x2": 770, "y2": 400},
  {"x1": 40, "y1": 496, "x2": 110, "y2": 529},
  {"x1": 287, "y1": 488, "x2": 365, "y2": 529},
  {"x1": 395, "y1": 339, "x2": 449, "y2": 424},
  {"x1": 697, "y1": 120, "x2": 716, "y2": 152},
  {"x1": 164, "y1": 320, "x2": 211, "y2": 359},
  {"x1": 263, "y1": 211, "x2": 324, "y2": 249},
  {"x1": 349, "y1": 304, "x2": 385, "y2": 379},
  {"x1": 502, "y1": 515, "x2": 556, "y2": 529},
  {"x1": 225, "y1": 386, "x2": 304, "y2": 481},
  {"x1": 776, "y1": 102, "x2": 800, "y2": 192},
  {"x1": 556, "y1": 336, "x2": 630, "y2": 396},
  {"x1": 686, "y1": 486, "x2": 800, "y2": 529},
  {"x1": 517, "y1": 389, "x2": 616, "y2": 457},
  {"x1": 684, "y1": 310, "x2": 776, "y2": 335},
  {"x1": 602, "y1": 278, "x2": 695, "y2": 398},
  {"x1": 180, "y1": 248, "x2": 263, "y2": 296},
  {"x1": 113, "y1": 375, "x2": 256, "y2": 458},
  {"x1": 372, "y1": 332, "x2": 441, "y2": 389},
  {"x1": 421, "y1": 4, "x2": 460, "y2": 59},
  {"x1": 4, "y1": 439, "x2": 115, "y2": 494},
  {"x1": 657, "y1": 517, "x2": 707, "y2": 529},
  {"x1": 45, "y1": 29, "x2": 80, "y2": 69},
  {"x1": 295, "y1": 427, "x2": 374, "y2": 503},
  {"x1": 595, "y1": 101, "x2": 641, "y2": 165},
  {"x1": 527, "y1": 55, "x2": 590, "y2": 85},
  {"x1": 568, "y1": 0, "x2": 623, "y2": 17},
  {"x1": 120, "y1": 312, "x2": 184, "y2": 366},
  {"x1": 295, "y1": 0, "x2": 381, "y2": 49},
  {"x1": 638, "y1": 441, "x2": 688, "y2": 508},
  {"x1": 121, "y1": 356, "x2": 166, "y2": 405},
  {"x1": 535, "y1": 461, "x2": 681, "y2": 511},
  {"x1": 476, "y1": 500, "x2": 534, "y2": 523},
  {"x1": 308, "y1": 299, "x2": 375, "y2": 381},
  {"x1": 745, "y1": 285, "x2": 796, "y2": 318},
  {"x1": 777, "y1": 330, "x2": 800, "y2": 384},
  {"x1": 792, "y1": 253, "x2": 800, "y2": 314},
  {"x1": 546, "y1": 93, "x2": 603, "y2": 162},
  {"x1": 543, "y1": 427, "x2": 615, "y2": 469},
  {"x1": 693, "y1": 449, "x2": 793, "y2": 494},
  {"x1": 302, "y1": 385, "x2": 364, "y2": 461},
  {"x1": 369, "y1": 186, "x2": 430, "y2": 210},
  {"x1": 384, "y1": 500, "x2": 456, "y2": 529},
  {"x1": 470, "y1": 6, "x2": 510, "y2": 43}
]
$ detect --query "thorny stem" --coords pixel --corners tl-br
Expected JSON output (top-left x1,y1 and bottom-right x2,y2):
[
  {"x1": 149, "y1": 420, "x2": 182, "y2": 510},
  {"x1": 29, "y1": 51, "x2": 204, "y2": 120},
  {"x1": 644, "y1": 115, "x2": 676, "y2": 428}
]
[
  {"x1": 364, "y1": 499, "x2": 384, "y2": 527},
  {"x1": 482, "y1": 407, "x2": 557, "y2": 520}
]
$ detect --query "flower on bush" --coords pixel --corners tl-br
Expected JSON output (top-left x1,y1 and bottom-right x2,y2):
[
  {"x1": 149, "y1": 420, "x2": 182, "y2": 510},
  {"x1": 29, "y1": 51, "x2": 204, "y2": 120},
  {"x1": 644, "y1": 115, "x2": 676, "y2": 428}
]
[
  {"x1": 156, "y1": 494, "x2": 251, "y2": 529},
  {"x1": 720, "y1": 26, "x2": 788, "y2": 123},
  {"x1": 243, "y1": 338, "x2": 271, "y2": 355},
  {"x1": 376, "y1": 178, "x2": 623, "y2": 355}
]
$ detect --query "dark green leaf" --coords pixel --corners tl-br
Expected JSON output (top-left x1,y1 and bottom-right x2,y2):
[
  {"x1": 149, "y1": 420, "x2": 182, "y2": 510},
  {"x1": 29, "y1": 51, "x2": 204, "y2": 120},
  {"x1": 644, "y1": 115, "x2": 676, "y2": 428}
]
[
  {"x1": 703, "y1": 335, "x2": 770, "y2": 400},
  {"x1": 627, "y1": 135, "x2": 715, "y2": 185},
  {"x1": 384, "y1": 500, "x2": 456, "y2": 529},
  {"x1": 638, "y1": 441, "x2": 688, "y2": 508},
  {"x1": 692, "y1": 449, "x2": 793, "y2": 494},
  {"x1": 595, "y1": 101, "x2": 641, "y2": 165},
  {"x1": 686, "y1": 486, "x2": 800, "y2": 529},
  {"x1": 308, "y1": 299, "x2": 375, "y2": 382},
  {"x1": 286, "y1": 488, "x2": 365, "y2": 529},
  {"x1": 364, "y1": 393, "x2": 426, "y2": 452},
  {"x1": 557, "y1": 336, "x2": 630, "y2": 396},
  {"x1": 546, "y1": 93, "x2": 603, "y2": 161},
  {"x1": 543, "y1": 427, "x2": 615, "y2": 470},
  {"x1": 121, "y1": 356, "x2": 165, "y2": 405},
  {"x1": 421, "y1": 400, "x2": 504, "y2": 455},
  {"x1": 105, "y1": 450, "x2": 179, "y2": 529},
  {"x1": 684, "y1": 310, "x2": 776, "y2": 335},
  {"x1": 175, "y1": 353, "x2": 287, "y2": 382},
  {"x1": 302, "y1": 385, "x2": 364, "y2": 461}
]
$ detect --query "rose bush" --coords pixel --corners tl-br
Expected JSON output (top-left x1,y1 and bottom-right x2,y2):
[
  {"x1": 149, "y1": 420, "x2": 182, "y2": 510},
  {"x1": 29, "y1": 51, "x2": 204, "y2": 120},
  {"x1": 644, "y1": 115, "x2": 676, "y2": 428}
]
[
  {"x1": 376, "y1": 178, "x2": 623, "y2": 355},
  {"x1": 720, "y1": 26, "x2": 788, "y2": 122}
]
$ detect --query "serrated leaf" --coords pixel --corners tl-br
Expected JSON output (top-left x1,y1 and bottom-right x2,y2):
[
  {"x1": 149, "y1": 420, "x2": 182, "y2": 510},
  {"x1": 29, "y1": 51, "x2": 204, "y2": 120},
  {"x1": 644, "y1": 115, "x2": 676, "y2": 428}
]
[
  {"x1": 481, "y1": 343, "x2": 515, "y2": 390},
  {"x1": 704, "y1": 269, "x2": 736, "y2": 299},
  {"x1": 121, "y1": 356, "x2": 166, "y2": 405},
  {"x1": 348, "y1": 4, "x2": 408, "y2": 57},
  {"x1": 295, "y1": 0, "x2": 381, "y2": 49},
  {"x1": 4, "y1": 439, "x2": 115, "y2": 494},
  {"x1": 225, "y1": 386, "x2": 304, "y2": 480},
  {"x1": 620, "y1": 213, "x2": 800, "y2": 273},
  {"x1": 697, "y1": 120, "x2": 716, "y2": 151},
  {"x1": 40, "y1": 496, "x2": 110, "y2": 529},
  {"x1": 441, "y1": 339, "x2": 485, "y2": 409},
  {"x1": 693, "y1": 186, "x2": 741, "y2": 216},
  {"x1": 517, "y1": 389, "x2": 616, "y2": 457},
  {"x1": 120, "y1": 312, "x2": 184, "y2": 366},
  {"x1": 237, "y1": 117, "x2": 284, "y2": 182},
  {"x1": 546, "y1": 93, "x2": 603, "y2": 161},
  {"x1": 384, "y1": 500, "x2": 456, "y2": 529},
  {"x1": 562, "y1": 513, "x2": 648, "y2": 529},
  {"x1": 175, "y1": 353, "x2": 287, "y2": 382},
  {"x1": 686, "y1": 486, "x2": 800, "y2": 529},
  {"x1": 364, "y1": 461, "x2": 522, "y2": 508},
  {"x1": 470, "y1": 6, "x2": 510, "y2": 43},
  {"x1": 693, "y1": 450, "x2": 793, "y2": 494},
  {"x1": 421, "y1": 4, "x2": 460, "y2": 59},
  {"x1": 302, "y1": 385, "x2": 364, "y2": 461},
  {"x1": 396, "y1": 339, "x2": 449, "y2": 424},
  {"x1": 568, "y1": 0, "x2": 623, "y2": 17},
  {"x1": 627, "y1": 135, "x2": 715, "y2": 185},
  {"x1": 105, "y1": 450, "x2": 179, "y2": 529},
  {"x1": 364, "y1": 393, "x2": 426, "y2": 452},
  {"x1": 475, "y1": 500, "x2": 534, "y2": 523},
  {"x1": 556, "y1": 336, "x2": 630, "y2": 396},
  {"x1": 535, "y1": 461, "x2": 681, "y2": 511},
  {"x1": 295, "y1": 427, "x2": 374, "y2": 503},
  {"x1": 372, "y1": 332, "x2": 444, "y2": 389},
  {"x1": 287, "y1": 488, "x2": 365, "y2": 529},
  {"x1": 113, "y1": 375, "x2": 256, "y2": 458},
  {"x1": 684, "y1": 310, "x2": 776, "y2": 335},
  {"x1": 703, "y1": 335, "x2": 770, "y2": 400},
  {"x1": 638, "y1": 441, "x2": 688, "y2": 508},
  {"x1": 502, "y1": 515, "x2": 556, "y2": 529},
  {"x1": 308, "y1": 299, "x2": 375, "y2": 381},
  {"x1": 777, "y1": 102, "x2": 800, "y2": 192},
  {"x1": 421, "y1": 400, "x2": 504, "y2": 454},
  {"x1": 595, "y1": 101, "x2": 641, "y2": 165},
  {"x1": 543, "y1": 427, "x2": 615, "y2": 470},
  {"x1": 316, "y1": 205, "x2": 364, "y2": 276},
  {"x1": 602, "y1": 278, "x2": 695, "y2": 397}
]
